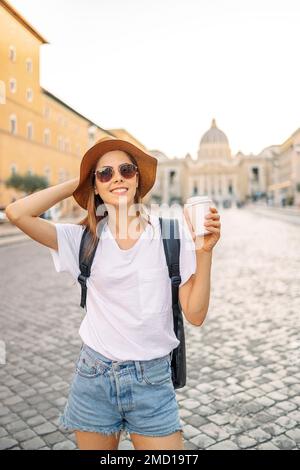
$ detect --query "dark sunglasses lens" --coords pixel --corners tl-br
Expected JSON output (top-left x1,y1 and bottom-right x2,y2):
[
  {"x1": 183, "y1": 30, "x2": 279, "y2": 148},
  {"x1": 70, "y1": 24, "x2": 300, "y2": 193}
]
[
  {"x1": 120, "y1": 164, "x2": 137, "y2": 179},
  {"x1": 97, "y1": 168, "x2": 113, "y2": 182}
]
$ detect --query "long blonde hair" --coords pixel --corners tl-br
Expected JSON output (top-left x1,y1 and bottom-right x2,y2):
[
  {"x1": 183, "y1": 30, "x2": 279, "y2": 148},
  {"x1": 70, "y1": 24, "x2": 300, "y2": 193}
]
[{"x1": 77, "y1": 153, "x2": 154, "y2": 263}]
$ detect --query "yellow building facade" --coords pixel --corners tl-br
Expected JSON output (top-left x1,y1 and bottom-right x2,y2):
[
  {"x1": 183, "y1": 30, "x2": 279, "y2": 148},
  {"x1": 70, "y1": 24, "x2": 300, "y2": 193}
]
[{"x1": 0, "y1": 1, "x2": 151, "y2": 216}]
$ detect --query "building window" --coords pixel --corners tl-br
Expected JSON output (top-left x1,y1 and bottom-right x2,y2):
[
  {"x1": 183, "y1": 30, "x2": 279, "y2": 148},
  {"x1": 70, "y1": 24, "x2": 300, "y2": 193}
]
[
  {"x1": 44, "y1": 167, "x2": 51, "y2": 183},
  {"x1": 58, "y1": 168, "x2": 65, "y2": 183},
  {"x1": 44, "y1": 106, "x2": 50, "y2": 118},
  {"x1": 251, "y1": 167, "x2": 259, "y2": 182},
  {"x1": 9, "y1": 115, "x2": 17, "y2": 135},
  {"x1": 26, "y1": 58, "x2": 33, "y2": 73},
  {"x1": 88, "y1": 125, "x2": 97, "y2": 146},
  {"x1": 9, "y1": 46, "x2": 16, "y2": 62},
  {"x1": 27, "y1": 122, "x2": 33, "y2": 140},
  {"x1": 26, "y1": 88, "x2": 33, "y2": 102},
  {"x1": 218, "y1": 179, "x2": 222, "y2": 195},
  {"x1": 44, "y1": 129, "x2": 51, "y2": 145},
  {"x1": 64, "y1": 139, "x2": 70, "y2": 153},
  {"x1": 58, "y1": 136, "x2": 63, "y2": 151},
  {"x1": 169, "y1": 170, "x2": 176, "y2": 186},
  {"x1": 9, "y1": 78, "x2": 17, "y2": 93},
  {"x1": 0, "y1": 81, "x2": 5, "y2": 104},
  {"x1": 27, "y1": 167, "x2": 33, "y2": 176}
]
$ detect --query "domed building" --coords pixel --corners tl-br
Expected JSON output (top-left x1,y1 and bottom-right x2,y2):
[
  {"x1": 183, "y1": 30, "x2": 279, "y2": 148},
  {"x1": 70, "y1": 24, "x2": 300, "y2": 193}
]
[
  {"x1": 186, "y1": 118, "x2": 239, "y2": 206},
  {"x1": 149, "y1": 118, "x2": 278, "y2": 208},
  {"x1": 198, "y1": 118, "x2": 231, "y2": 161}
]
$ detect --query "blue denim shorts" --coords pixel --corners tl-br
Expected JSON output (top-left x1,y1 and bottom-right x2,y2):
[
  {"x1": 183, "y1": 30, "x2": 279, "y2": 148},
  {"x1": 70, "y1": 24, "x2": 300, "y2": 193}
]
[{"x1": 58, "y1": 343, "x2": 183, "y2": 438}]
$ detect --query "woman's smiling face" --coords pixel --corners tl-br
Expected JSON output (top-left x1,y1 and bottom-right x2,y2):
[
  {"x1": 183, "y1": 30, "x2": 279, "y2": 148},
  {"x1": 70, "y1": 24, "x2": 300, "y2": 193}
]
[{"x1": 94, "y1": 150, "x2": 139, "y2": 207}]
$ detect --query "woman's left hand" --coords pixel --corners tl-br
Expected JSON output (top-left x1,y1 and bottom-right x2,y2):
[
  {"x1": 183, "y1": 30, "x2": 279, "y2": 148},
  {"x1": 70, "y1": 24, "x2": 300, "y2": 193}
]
[{"x1": 183, "y1": 206, "x2": 221, "y2": 252}]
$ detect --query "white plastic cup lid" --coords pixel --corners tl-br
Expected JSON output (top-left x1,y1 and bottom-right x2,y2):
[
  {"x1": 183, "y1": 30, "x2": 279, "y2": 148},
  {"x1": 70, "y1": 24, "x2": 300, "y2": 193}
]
[{"x1": 186, "y1": 196, "x2": 212, "y2": 205}]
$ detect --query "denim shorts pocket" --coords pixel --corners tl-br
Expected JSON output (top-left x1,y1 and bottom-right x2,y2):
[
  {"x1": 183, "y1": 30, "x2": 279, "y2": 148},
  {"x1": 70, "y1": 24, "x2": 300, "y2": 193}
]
[
  {"x1": 75, "y1": 349, "x2": 104, "y2": 379},
  {"x1": 142, "y1": 358, "x2": 172, "y2": 385}
]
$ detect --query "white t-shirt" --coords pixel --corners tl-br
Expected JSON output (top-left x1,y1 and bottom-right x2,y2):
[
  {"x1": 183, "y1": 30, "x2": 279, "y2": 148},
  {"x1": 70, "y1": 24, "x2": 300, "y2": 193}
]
[{"x1": 48, "y1": 213, "x2": 196, "y2": 361}]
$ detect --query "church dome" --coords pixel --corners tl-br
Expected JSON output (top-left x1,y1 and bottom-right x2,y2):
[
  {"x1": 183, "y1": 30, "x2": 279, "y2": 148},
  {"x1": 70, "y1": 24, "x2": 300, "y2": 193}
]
[
  {"x1": 197, "y1": 118, "x2": 231, "y2": 160},
  {"x1": 200, "y1": 119, "x2": 229, "y2": 145}
]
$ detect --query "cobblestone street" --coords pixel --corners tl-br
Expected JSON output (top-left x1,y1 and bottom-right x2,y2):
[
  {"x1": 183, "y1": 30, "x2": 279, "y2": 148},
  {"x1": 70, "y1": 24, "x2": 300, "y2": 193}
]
[{"x1": 0, "y1": 207, "x2": 299, "y2": 450}]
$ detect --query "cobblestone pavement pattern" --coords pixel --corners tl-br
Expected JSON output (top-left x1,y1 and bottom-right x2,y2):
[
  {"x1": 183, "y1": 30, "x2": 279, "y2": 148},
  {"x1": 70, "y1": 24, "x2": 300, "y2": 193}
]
[{"x1": 0, "y1": 207, "x2": 299, "y2": 450}]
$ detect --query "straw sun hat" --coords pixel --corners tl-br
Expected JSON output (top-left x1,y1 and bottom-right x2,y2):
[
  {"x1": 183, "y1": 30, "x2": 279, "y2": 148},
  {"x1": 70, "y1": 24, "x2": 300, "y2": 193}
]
[{"x1": 73, "y1": 135, "x2": 158, "y2": 210}]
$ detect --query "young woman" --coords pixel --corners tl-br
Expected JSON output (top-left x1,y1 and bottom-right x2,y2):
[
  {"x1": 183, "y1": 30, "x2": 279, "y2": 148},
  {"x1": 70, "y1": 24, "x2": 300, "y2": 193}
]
[{"x1": 5, "y1": 136, "x2": 221, "y2": 450}]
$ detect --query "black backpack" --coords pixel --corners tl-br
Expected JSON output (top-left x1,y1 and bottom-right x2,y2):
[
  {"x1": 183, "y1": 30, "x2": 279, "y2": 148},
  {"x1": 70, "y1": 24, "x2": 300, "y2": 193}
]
[{"x1": 78, "y1": 217, "x2": 186, "y2": 389}]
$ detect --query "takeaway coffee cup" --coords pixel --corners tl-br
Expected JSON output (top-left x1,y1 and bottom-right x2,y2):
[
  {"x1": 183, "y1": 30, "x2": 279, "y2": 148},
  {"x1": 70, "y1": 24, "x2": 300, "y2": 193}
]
[{"x1": 185, "y1": 196, "x2": 213, "y2": 236}]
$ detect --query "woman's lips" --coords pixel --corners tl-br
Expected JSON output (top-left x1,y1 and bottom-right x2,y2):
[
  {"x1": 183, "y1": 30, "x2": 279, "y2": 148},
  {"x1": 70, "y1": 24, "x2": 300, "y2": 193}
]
[{"x1": 111, "y1": 188, "x2": 128, "y2": 195}]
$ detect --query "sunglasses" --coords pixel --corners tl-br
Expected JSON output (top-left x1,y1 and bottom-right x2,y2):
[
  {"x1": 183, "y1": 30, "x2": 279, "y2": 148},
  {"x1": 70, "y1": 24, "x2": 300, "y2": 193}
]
[{"x1": 94, "y1": 163, "x2": 138, "y2": 183}]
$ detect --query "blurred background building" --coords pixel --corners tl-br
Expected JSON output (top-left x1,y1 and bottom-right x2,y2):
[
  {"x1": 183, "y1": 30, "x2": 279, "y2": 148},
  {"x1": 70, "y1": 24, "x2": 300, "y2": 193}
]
[{"x1": 151, "y1": 119, "x2": 300, "y2": 209}]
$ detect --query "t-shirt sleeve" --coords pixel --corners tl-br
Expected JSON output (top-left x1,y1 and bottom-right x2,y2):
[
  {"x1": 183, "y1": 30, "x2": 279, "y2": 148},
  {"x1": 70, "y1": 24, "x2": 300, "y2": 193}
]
[
  {"x1": 178, "y1": 215, "x2": 197, "y2": 287},
  {"x1": 48, "y1": 223, "x2": 84, "y2": 279}
]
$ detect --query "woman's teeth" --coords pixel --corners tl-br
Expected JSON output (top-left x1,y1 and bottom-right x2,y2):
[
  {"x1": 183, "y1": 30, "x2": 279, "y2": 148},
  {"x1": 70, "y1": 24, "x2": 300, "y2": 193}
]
[{"x1": 111, "y1": 188, "x2": 128, "y2": 194}]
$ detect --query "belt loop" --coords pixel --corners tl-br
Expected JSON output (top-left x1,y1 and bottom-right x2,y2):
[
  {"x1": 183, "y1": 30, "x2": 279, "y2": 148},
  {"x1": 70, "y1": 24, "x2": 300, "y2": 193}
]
[{"x1": 134, "y1": 361, "x2": 143, "y2": 382}]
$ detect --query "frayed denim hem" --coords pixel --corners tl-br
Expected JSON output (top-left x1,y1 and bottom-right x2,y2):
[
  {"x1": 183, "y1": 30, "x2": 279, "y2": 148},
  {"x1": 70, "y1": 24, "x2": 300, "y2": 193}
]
[
  {"x1": 58, "y1": 413, "x2": 125, "y2": 437},
  {"x1": 125, "y1": 427, "x2": 184, "y2": 438}
]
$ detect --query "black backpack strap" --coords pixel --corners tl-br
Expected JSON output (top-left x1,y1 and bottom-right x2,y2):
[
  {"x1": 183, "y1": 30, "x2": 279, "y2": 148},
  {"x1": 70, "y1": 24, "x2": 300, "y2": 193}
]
[
  {"x1": 159, "y1": 217, "x2": 181, "y2": 299},
  {"x1": 159, "y1": 216, "x2": 186, "y2": 389},
  {"x1": 78, "y1": 226, "x2": 100, "y2": 310}
]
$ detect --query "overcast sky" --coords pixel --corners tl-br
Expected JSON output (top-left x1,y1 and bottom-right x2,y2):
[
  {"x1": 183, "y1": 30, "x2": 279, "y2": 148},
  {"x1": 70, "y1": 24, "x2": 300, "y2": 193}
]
[{"x1": 9, "y1": 0, "x2": 300, "y2": 159}]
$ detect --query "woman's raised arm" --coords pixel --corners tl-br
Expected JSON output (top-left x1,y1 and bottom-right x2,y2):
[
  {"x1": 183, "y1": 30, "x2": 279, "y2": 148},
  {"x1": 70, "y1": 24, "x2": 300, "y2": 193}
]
[{"x1": 5, "y1": 177, "x2": 79, "y2": 251}]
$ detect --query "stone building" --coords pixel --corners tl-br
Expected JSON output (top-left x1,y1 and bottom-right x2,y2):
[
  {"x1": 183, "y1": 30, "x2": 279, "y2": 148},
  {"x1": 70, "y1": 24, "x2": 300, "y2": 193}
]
[{"x1": 149, "y1": 119, "x2": 300, "y2": 209}]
